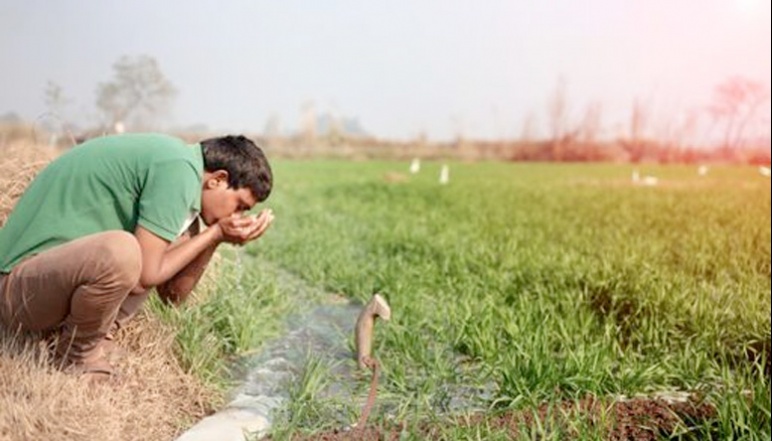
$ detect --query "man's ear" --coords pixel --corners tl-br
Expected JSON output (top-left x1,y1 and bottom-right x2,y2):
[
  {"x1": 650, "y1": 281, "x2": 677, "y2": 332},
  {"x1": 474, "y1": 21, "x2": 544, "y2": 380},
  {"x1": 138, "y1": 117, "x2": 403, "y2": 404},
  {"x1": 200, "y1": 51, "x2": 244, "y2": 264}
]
[{"x1": 207, "y1": 170, "x2": 229, "y2": 189}]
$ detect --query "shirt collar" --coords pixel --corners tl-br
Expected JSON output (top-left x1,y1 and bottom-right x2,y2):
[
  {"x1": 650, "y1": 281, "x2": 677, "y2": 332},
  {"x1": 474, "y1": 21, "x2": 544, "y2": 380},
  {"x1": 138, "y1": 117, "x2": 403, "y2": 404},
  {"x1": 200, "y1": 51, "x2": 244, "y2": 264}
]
[{"x1": 191, "y1": 143, "x2": 205, "y2": 212}]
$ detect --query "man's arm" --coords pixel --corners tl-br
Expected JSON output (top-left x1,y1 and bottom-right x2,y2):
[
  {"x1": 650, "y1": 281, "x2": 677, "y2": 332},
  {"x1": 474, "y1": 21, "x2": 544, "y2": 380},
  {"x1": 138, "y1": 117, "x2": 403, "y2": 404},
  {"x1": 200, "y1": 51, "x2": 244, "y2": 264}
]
[
  {"x1": 134, "y1": 223, "x2": 221, "y2": 290},
  {"x1": 155, "y1": 220, "x2": 218, "y2": 305},
  {"x1": 133, "y1": 209, "x2": 274, "y2": 302}
]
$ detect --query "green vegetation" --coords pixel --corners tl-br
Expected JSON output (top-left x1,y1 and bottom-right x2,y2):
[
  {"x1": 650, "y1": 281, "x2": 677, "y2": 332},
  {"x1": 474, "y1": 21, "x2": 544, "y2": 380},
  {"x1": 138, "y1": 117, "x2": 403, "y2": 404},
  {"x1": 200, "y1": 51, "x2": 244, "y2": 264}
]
[
  {"x1": 184, "y1": 161, "x2": 771, "y2": 438},
  {"x1": 148, "y1": 252, "x2": 297, "y2": 390}
]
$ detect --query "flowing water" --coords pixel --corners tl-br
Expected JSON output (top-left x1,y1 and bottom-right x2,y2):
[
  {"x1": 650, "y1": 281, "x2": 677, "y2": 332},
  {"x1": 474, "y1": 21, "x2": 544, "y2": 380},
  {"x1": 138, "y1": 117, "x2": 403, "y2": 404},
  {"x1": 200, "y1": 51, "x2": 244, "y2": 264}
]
[
  {"x1": 178, "y1": 253, "x2": 493, "y2": 441},
  {"x1": 177, "y1": 256, "x2": 364, "y2": 441}
]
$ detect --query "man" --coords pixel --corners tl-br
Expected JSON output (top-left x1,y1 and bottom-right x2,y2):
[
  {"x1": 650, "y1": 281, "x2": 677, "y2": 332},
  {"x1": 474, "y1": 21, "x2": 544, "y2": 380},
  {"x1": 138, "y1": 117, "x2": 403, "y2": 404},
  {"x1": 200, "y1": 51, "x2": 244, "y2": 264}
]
[{"x1": 0, "y1": 133, "x2": 274, "y2": 379}]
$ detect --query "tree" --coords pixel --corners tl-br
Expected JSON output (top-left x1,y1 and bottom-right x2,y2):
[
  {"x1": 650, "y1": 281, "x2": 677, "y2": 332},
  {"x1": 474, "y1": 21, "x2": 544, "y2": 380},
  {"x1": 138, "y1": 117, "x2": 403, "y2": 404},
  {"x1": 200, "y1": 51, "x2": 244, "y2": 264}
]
[
  {"x1": 579, "y1": 101, "x2": 603, "y2": 145},
  {"x1": 546, "y1": 77, "x2": 581, "y2": 160},
  {"x1": 96, "y1": 55, "x2": 177, "y2": 131},
  {"x1": 44, "y1": 81, "x2": 70, "y2": 120},
  {"x1": 41, "y1": 81, "x2": 76, "y2": 145},
  {"x1": 577, "y1": 101, "x2": 604, "y2": 161},
  {"x1": 300, "y1": 100, "x2": 317, "y2": 147},
  {"x1": 620, "y1": 98, "x2": 650, "y2": 163},
  {"x1": 519, "y1": 110, "x2": 538, "y2": 144},
  {"x1": 263, "y1": 113, "x2": 283, "y2": 149},
  {"x1": 708, "y1": 76, "x2": 769, "y2": 152},
  {"x1": 547, "y1": 77, "x2": 569, "y2": 160}
]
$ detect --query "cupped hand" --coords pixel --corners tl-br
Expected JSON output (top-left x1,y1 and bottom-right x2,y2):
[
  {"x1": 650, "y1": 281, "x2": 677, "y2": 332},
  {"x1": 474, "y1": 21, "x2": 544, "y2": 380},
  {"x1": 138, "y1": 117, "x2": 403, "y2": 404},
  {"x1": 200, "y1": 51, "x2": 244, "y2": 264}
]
[{"x1": 216, "y1": 209, "x2": 274, "y2": 245}]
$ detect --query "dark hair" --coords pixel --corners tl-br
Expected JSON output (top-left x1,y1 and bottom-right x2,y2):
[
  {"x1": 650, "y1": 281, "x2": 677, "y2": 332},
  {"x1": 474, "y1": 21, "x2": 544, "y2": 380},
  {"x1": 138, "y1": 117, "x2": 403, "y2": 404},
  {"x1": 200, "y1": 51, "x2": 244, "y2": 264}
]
[{"x1": 200, "y1": 135, "x2": 273, "y2": 202}]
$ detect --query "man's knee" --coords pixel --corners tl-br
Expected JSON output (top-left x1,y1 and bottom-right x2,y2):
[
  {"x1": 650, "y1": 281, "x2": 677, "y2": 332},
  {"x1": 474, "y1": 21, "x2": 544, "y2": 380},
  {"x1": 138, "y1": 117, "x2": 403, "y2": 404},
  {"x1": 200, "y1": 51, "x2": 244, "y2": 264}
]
[{"x1": 96, "y1": 231, "x2": 142, "y2": 287}]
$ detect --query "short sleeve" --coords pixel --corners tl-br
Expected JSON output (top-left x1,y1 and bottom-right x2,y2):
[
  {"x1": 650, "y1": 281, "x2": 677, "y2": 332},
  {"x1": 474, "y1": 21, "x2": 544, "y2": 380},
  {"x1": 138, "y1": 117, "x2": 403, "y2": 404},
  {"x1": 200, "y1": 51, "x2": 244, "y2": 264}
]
[{"x1": 138, "y1": 161, "x2": 200, "y2": 242}]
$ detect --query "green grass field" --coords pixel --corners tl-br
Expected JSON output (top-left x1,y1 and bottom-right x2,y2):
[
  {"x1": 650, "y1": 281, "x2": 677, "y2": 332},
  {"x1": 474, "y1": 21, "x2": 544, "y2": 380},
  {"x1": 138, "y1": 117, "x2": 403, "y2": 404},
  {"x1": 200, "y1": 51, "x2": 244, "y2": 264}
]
[{"x1": 182, "y1": 161, "x2": 771, "y2": 439}]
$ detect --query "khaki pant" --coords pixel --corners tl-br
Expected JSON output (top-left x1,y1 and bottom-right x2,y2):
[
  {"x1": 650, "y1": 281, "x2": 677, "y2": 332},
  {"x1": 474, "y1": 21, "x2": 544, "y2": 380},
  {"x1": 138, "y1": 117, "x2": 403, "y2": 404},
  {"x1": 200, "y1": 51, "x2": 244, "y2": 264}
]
[{"x1": 0, "y1": 231, "x2": 143, "y2": 363}]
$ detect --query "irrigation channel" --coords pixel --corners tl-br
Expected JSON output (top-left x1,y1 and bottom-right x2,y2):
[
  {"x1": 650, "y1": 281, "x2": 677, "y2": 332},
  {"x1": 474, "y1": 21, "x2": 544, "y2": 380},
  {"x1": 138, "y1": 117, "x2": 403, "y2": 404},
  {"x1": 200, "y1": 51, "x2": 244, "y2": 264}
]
[
  {"x1": 175, "y1": 250, "x2": 362, "y2": 440},
  {"x1": 175, "y1": 252, "x2": 403, "y2": 440},
  {"x1": 176, "y1": 250, "x2": 497, "y2": 440}
]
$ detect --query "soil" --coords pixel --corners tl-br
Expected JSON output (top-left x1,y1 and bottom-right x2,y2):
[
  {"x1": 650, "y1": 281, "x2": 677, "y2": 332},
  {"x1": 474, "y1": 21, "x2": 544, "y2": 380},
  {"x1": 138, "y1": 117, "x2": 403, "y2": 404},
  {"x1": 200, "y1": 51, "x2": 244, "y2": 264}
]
[{"x1": 269, "y1": 395, "x2": 717, "y2": 441}]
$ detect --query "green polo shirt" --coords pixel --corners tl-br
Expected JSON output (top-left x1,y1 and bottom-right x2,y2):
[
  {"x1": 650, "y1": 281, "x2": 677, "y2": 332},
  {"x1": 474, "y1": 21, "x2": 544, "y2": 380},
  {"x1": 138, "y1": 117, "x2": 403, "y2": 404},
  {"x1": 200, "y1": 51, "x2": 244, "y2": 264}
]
[{"x1": 0, "y1": 133, "x2": 204, "y2": 273}]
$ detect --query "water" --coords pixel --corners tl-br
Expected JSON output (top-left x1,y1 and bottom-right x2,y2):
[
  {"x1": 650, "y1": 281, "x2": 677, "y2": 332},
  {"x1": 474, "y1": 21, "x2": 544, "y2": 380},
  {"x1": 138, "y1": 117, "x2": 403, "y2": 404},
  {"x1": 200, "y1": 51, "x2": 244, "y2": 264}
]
[
  {"x1": 235, "y1": 300, "x2": 362, "y2": 403},
  {"x1": 176, "y1": 260, "x2": 364, "y2": 441},
  {"x1": 178, "y1": 254, "x2": 495, "y2": 441}
]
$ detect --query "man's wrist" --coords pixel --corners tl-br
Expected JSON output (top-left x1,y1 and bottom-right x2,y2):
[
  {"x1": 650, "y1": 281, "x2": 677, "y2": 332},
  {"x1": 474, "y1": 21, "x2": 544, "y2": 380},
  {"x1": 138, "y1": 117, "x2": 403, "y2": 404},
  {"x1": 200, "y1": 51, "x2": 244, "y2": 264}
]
[{"x1": 205, "y1": 222, "x2": 226, "y2": 245}]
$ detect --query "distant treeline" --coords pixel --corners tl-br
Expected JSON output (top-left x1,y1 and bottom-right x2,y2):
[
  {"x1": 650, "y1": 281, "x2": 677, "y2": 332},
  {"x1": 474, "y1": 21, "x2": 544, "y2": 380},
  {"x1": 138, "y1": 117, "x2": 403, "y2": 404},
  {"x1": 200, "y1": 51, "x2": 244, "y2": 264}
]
[
  {"x1": 249, "y1": 133, "x2": 772, "y2": 165},
  {"x1": 1, "y1": 121, "x2": 769, "y2": 165}
]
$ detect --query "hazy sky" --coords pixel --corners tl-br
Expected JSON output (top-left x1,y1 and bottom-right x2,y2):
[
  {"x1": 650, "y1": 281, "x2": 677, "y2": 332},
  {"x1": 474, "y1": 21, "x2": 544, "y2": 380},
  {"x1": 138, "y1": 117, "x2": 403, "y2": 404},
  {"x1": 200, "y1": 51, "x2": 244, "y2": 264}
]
[{"x1": 1, "y1": 0, "x2": 770, "y2": 141}]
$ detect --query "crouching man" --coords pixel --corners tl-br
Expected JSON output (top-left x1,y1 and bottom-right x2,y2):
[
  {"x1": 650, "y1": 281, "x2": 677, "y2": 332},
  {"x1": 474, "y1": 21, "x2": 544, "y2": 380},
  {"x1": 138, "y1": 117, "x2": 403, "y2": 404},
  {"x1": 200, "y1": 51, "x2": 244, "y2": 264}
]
[{"x1": 0, "y1": 133, "x2": 274, "y2": 381}]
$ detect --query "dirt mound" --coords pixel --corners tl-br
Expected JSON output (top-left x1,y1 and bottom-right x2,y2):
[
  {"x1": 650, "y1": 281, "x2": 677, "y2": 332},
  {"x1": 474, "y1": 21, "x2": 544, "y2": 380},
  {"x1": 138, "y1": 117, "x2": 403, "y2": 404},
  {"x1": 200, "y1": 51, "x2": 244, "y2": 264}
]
[{"x1": 273, "y1": 395, "x2": 716, "y2": 441}]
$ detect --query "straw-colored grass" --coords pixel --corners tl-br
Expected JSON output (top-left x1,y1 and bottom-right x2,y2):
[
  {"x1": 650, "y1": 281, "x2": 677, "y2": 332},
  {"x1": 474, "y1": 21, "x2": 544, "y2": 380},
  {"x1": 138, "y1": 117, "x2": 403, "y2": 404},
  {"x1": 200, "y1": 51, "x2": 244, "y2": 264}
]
[
  {"x1": 0, "y1": 141, "x2": 57, "y2": 227},
  {"x1": 0, "y1": 314, "x2": 216, "y2": 441}
]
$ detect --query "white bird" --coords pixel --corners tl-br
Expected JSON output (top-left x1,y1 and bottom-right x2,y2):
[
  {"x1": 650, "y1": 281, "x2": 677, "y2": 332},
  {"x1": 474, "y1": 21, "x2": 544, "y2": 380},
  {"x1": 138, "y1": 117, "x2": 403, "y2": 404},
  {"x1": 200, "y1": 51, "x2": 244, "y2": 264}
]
[
  {"x1": 409, "y1": 158, "x2": 421, "y2": 174},
  {"x1": 632, "y1": 169, "x2": 658, "y2": 186},
  {"x1": 641, "y1": 176, "x2": 659, "y2": 186},
  {"x1": 439, "y1": 164, "x2": 449, "y2": 184},
  {"x1": 760, "y1": 166, "x2": 771, "y2": 177}
]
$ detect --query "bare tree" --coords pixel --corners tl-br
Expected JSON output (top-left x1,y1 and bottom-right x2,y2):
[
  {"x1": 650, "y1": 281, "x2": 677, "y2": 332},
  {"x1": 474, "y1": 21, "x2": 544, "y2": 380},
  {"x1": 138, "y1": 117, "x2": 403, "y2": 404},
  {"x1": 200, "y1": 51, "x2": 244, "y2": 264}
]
[
  {"x1": 41, "y1": 81, "x2": 75, "y2": 143},
  {"x1": 300, "y1": 101, "x2": 317, "y2": 146},
  {"x1": 519, "y1": 110, "x2": 538, "y2": 144},
  {"x1": 579, "y1": 101, "x2": 603, "y2": 145},
  {"x1": 547, "y1": 77, "x2": 570, "y2": 160},
  {"x1": 326, "y1": 111, "x2": 345, "y2": 147},
  {"x1": 263, "y1": 113, "x2": 282, "y2": 149},
  {"x1": 708, "y1": 76, "x2": 770, "y2": 152},
  {"x1": 620, "y1": 98, "x2": 649, "y2": 163},
  {"x1": 44, "y1": 81, "x2": 70, "y2": 120},
  {"x1": 652, "y1": 109, "x2": 700, "y2": 163},
  {"x1": 38, "y1": 80, "x2": 70, "y2": 138},
  {"x1": 678, "y1": 109, "x2": 700, "y2": 150},
  {"x1": 96, "y1": 55, "x2": 177, "y2": 131}
]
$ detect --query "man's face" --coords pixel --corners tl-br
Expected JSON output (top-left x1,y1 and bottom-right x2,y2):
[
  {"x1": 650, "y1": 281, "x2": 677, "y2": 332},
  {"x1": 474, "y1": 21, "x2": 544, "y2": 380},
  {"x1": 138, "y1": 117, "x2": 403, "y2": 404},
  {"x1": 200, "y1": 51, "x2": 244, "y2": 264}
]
[{"x1": 200, "y1": 171, "x2": 258, "y2": 225}]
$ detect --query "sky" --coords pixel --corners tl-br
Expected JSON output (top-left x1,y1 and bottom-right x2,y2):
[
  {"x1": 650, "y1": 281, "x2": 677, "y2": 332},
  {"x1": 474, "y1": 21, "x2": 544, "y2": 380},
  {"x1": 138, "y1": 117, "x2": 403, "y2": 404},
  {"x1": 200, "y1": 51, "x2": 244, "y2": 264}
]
[{"x1": 1, "y1": 0, "x2": 770, "y2": 142}]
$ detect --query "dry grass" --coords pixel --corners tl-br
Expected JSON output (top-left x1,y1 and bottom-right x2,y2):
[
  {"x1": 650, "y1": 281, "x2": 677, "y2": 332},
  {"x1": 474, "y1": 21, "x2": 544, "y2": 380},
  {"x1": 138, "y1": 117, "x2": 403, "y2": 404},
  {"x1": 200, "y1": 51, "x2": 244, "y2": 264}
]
[
  {"x1": 0, "y1": 314, "x2": 217, "y2": 441},
  {"x1": 1, "y1": 140, "x2": 221, "y2": 441},
  {"x1": 0, "y1": 141, "x2": 57, "y2": 227}
]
